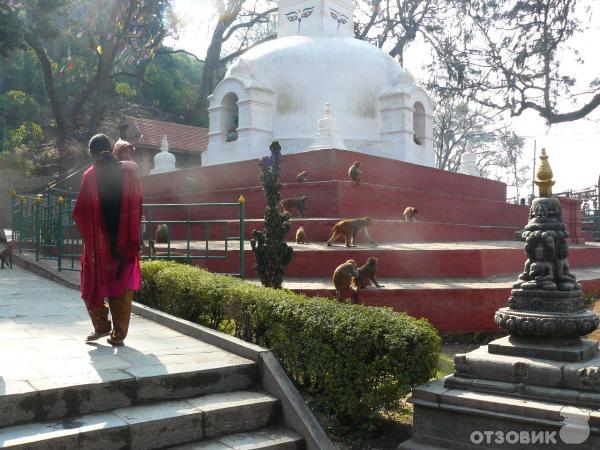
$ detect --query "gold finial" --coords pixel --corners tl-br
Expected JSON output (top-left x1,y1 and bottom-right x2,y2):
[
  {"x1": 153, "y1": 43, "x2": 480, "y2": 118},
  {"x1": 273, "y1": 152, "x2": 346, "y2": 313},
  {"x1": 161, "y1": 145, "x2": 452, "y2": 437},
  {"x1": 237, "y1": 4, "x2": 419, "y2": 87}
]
[
  {"x1": 35, "y1": 195, "x2": 42, "y2": 204},
  {"x1": 58, "y1": 196, "x2": 64, "y2": 204},
  {"x1": 10, "y1": 189, "x2": 16, "y2": 197},
  {"x1": 19, "y1": 195, "x2": 25, "y2": 203},
  {"x1": 238, "y1": 195, "x2": 246, "y2": 205},
  {"x1": 534, "y1": 148, "x2": 555, "y2": 197}
]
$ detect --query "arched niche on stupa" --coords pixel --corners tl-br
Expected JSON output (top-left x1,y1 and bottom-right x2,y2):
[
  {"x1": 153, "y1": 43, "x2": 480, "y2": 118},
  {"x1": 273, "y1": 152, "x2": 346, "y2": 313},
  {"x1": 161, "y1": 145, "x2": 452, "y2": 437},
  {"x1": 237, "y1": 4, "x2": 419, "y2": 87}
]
[
  {"x1": 204, "y1": 76, "x2": 276, "y2": 166},
  {"x1": 413, "y1": 101, "x2": 425, "y2": 146}
]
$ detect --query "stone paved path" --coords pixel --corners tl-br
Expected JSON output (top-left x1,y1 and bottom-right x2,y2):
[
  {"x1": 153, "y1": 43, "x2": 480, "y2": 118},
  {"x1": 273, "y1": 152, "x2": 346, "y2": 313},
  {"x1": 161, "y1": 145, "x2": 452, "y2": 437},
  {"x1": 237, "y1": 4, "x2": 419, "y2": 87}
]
[{"x1": 0, "y1": 265, "x2": 252, "y2": 399}]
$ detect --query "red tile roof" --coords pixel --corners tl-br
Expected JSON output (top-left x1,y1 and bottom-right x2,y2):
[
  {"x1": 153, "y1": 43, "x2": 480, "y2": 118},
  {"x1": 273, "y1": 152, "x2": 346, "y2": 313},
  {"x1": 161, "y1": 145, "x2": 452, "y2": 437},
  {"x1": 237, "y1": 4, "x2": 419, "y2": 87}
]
[{"x1": 125, "y1": 117, "x2": 208, "y2": 153}]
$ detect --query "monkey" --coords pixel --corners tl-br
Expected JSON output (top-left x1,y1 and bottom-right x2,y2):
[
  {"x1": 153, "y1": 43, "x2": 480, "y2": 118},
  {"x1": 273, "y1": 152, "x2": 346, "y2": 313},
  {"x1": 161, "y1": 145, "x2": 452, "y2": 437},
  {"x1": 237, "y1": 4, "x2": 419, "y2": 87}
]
[
  {"x1": 403, "y1": 207, "x2": 418, "y2": 222},
  {"x1": 295, "y1": 226, "x2": 309, "y2": 244},
  {"x1": 296, "y1": 171, "x2": 309, "y2": 183},
  {"x1": 327, "y1": 217, "x2": 377, "y2": 247},
  {"x1": 348, "y1": 161, "x2": 361, "y2": 185},
  {"x1": 353, "y1": 257, "x2": 384, "y2": 290},
  {"x1": 333, "y1": 259, "x2": 359, "y2": 303},
  {"x1": 280, "y1": 196, "x2": 307, "y2": 218},
  {"x1": 0, "y1": 243, "x2": 13, "y2": 269},
  {"x1": 0, "y1": 227, "x2": 7, "y2": 245},
  {"x1": 156, "y1": 224, "x2": 169, "y2": 243}
]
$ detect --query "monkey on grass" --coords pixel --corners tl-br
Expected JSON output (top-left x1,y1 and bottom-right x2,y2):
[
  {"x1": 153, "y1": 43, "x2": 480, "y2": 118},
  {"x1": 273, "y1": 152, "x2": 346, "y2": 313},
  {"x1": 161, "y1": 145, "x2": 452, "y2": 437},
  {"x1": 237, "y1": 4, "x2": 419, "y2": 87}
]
[
  {"x1": 348, "y1": 161, "x2": 361, "y2": 185},
  {"x1": 333, "y1": 259, "x2": 359, "y2": 303},
  {"x1": 353, "y1": 257, "x2": 384, "y2": 290},
  {"x1": 0, "y1": 243, "x2": 13, "y2": 269},
  {"x1": 280, "y1": 196, "x2": 307, "y2": 218},
  {"x1": 295, "y1": 226, "x2": 309, "y2": 244},
  {"x1": 326, "y1": 217, "x2": 377, "y2": 247},
  {"x1": 403, "y1": 207, "x2": 418, "y2": 222},
  {"x1": 296, "y1": 171, "x2": 309, "y2": 183}
]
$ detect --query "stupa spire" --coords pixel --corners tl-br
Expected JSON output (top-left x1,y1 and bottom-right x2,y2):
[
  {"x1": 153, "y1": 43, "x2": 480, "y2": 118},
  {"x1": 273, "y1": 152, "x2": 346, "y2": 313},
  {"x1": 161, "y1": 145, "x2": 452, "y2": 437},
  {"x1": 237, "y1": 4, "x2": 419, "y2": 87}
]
[{"x1": 534, "y1": 148, "x2": 555, "y2": 197}]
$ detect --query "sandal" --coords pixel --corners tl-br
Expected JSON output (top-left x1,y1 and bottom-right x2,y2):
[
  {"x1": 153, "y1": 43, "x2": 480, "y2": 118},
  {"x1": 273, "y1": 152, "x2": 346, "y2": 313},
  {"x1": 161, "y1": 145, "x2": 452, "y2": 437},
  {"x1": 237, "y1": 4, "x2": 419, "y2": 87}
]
[
  {"x1": 107, "y1": 337, "x2": 125, "y2": 347},
  {"x1": 86, "y1": 330, "x2": 110, "y2": 341}
]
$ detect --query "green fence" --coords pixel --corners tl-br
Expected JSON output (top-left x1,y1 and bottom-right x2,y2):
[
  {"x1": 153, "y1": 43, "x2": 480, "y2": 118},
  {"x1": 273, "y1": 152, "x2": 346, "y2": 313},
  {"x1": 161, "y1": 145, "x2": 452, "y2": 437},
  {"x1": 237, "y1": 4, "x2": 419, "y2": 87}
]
[
  {"x1": 583, "y1": 210, "x2": 600, "y2": 241},
  {"x1": 10, "y1": 190, "x2": 246, "y2": 278}
]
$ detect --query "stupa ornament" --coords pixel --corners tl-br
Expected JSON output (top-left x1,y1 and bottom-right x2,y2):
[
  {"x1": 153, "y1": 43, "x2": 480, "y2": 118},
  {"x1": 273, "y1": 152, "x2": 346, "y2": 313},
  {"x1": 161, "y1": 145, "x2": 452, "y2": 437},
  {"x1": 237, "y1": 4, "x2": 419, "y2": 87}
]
[
  {"x1": 458, "y1": 143, "x2": 480, "y2": 177},
  {"x1": 495, "y1": 149, "x2": 598, "y2": 338},
  {"x1": 310, "y1": 103, "x2": 346, "y2": 150},
  {"x1": 150, "y1": 134, "x2": 176, "y2": 174}
]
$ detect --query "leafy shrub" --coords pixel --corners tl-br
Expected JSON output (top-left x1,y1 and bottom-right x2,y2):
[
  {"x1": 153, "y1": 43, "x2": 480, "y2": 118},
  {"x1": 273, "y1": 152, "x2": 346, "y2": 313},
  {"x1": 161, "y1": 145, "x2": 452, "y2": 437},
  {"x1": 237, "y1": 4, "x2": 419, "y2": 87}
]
[
  {"x1": 139, "y1": 260, "x2": 441, "y2": 429},
  {"x1": 115, "y1": 82, "x2": 137, "y2": 100}
]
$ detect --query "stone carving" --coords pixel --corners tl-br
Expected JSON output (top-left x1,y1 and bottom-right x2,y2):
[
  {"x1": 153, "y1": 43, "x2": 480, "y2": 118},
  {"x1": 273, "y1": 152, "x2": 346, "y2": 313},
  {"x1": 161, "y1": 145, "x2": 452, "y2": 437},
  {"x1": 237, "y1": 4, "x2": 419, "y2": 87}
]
[
  {"x1": 495, "y1": 148, "x2": 599, "y2": 338},
  {"x1": 513, "y1": 362, "x2": 528, "y2": 379},
  {"x1": 453, "y1": 354, "x2": 471, "y2": 376}
]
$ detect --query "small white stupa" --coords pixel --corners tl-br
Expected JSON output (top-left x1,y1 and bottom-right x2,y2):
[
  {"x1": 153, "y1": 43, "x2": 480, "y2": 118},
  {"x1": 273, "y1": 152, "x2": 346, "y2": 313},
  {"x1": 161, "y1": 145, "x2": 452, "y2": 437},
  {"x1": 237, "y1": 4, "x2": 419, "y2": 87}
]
[
  {"x1": 459, "y1": 144, "x2": 480, "y2": 177},
  {"x1": 311, "y1": 103, "x2": 346, "y2": 150},
  {"x1": 203, "y1": 0, "x2": 435, "y2": 167},
  {"x1": 150, "y1": 135, "x2": 176, "y2": 174}
]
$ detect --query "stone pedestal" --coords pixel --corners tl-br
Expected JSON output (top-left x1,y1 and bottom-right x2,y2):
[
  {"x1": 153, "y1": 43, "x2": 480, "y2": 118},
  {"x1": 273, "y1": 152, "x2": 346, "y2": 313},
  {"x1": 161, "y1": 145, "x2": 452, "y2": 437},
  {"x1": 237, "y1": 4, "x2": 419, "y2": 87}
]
[{"x1": 401, "y1": 151, "x2": 600, "y2": 449}]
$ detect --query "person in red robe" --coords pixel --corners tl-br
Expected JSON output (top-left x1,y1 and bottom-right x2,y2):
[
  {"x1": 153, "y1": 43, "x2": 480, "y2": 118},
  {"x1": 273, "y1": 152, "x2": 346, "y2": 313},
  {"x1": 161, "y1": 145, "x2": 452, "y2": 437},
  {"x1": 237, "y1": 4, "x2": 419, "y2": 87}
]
[{"x1": 74, "y1": 134, "x2": 143, "y2": 346}]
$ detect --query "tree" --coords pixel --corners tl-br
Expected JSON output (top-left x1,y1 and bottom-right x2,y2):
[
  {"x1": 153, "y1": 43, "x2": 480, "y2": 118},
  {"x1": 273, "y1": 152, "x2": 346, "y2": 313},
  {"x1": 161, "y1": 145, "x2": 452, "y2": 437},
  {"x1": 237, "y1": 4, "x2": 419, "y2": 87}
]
[
  {"x1": 433, "y1": 93, "x2": 527, "y2": 194},
  {"x1": 354, "y1": 0, "x2": 446, "y2": 65},
  {"x1": 4, "y1": 0, "x2": 176, "y2": 151},
  {"x1": 196, "y1": 0, "x2": 276, "y2": 126},
  {"x1": 428, "y1": 0, "x2": 600, "y2": 124}
]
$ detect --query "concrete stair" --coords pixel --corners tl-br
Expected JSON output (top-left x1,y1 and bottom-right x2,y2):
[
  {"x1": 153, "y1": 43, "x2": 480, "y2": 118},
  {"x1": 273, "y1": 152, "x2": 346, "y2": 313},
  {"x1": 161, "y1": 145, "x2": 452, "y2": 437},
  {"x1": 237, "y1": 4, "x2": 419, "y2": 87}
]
[{"x1": 0, "y1": 391, "x2": 291, "y2": 449}]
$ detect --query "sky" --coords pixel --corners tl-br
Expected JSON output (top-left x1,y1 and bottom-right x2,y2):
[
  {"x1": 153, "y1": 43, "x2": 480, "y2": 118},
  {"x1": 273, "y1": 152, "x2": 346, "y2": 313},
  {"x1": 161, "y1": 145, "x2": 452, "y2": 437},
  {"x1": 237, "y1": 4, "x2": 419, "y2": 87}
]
[{"x1": 165, "y1": 0, "x2": 600, "y2": 198}]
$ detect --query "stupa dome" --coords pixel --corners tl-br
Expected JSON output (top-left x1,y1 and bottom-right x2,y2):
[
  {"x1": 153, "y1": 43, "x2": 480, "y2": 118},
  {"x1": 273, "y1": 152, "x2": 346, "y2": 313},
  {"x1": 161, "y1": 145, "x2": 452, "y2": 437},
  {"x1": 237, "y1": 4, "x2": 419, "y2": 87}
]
[{"x1": 203, "y1": 0, "x2": 434, "y2": 167}]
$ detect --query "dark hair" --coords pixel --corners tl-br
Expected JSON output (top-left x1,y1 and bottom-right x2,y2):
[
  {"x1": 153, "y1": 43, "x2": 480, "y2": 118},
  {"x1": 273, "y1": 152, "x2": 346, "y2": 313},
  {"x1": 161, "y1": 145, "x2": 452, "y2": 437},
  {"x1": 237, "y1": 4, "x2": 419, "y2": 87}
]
[
  {"x1": 89, "y1": 134, "x2": 112, "y2": 155},
  {"x1": 94, "y1": 152, "x2": 124, "y2": 257}
]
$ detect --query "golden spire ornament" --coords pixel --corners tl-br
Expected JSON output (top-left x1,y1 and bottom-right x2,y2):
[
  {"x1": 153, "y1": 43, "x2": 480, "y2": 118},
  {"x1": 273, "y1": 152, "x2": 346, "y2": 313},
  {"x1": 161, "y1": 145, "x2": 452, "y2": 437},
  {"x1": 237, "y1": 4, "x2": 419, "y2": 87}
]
[{"x1": 534, "y1": 148, "x2": 555, "y2": 197}]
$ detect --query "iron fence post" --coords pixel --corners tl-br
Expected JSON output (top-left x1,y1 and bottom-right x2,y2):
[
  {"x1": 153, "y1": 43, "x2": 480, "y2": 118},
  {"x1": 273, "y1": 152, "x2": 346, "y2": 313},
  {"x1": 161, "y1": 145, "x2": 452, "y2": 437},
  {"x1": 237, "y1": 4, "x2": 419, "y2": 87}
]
[
  {"x1": 57, "y1": 196, "x2": 64, "y2": 271},
  {"x1": 34, "y1": 196, "x2": 41, "y2": 260},
  {"x1": 239, "y1": 195, "x2": 245, "y2": 279}
]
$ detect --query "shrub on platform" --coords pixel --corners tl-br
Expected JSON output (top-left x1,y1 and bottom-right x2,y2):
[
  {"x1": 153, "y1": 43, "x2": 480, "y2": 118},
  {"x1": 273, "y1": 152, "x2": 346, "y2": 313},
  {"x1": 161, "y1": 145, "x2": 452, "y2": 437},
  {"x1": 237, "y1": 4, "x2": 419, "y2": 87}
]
[{"x1": 139, "y1": 260, "x2": 441, "y2": 429}]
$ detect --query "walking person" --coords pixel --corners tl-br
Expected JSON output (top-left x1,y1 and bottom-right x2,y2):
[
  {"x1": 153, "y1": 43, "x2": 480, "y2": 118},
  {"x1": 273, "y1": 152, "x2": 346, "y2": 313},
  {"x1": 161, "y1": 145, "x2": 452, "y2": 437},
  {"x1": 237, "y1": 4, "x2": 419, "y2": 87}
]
[{"x1": 74, "y1": 134, "x2": 143, "y2": 346}]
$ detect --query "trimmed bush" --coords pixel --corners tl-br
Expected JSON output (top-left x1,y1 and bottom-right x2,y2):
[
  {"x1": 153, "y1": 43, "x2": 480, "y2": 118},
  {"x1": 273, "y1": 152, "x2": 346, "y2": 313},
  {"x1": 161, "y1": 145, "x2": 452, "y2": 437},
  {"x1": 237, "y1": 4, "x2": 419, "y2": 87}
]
[{"x1": 139, "y1": 260, "x2": 441, "y2": 429}]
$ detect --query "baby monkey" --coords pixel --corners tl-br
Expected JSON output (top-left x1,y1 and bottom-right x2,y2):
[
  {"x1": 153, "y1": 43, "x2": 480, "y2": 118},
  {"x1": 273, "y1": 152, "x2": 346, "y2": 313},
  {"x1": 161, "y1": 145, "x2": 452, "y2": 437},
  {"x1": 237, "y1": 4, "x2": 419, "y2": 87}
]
[{"x1": 295, "y1": 226, "x2": 309, "y2": 244}]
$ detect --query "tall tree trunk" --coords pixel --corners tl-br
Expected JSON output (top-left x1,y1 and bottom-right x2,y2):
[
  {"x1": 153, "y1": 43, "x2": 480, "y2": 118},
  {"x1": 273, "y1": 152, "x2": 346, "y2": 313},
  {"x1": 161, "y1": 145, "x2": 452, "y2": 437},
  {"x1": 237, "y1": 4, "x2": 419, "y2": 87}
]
[
  {"x1": 24, "y1": 33, "x2": 68, "y2": 152},
  {"x1": 88, "y1": 59, "x2": 112, "y2": 134},
  {"x1": 197, "y1": 27, "x2": 226, "y2": 127}
]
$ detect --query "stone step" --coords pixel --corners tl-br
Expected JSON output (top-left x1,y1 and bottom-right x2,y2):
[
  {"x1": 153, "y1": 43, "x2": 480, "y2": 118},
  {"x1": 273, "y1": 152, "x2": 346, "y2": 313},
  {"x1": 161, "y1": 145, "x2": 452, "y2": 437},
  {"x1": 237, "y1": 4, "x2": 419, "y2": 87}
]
[
  {"x1": 167, "y1": 427, "x2": 304, "y2": 449},
  {"x1": 0, "y1": 391, "x2": 279, "y2": 450},
  {"x1": 0, "y1": 341, "x2": 258, "y2": 429}
]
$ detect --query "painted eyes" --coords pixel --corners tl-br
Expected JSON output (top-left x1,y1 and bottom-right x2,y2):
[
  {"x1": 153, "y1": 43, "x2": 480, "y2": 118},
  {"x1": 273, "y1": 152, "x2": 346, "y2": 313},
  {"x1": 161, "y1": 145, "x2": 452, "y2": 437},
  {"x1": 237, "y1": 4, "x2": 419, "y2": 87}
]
[{"x1": 285, "y1": 6, "x2": 315, "y2": 22}]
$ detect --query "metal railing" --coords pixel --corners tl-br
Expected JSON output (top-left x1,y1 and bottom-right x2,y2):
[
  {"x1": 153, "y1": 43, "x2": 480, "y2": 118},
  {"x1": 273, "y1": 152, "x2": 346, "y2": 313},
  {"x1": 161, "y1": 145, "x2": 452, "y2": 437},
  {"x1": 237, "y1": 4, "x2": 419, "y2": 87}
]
[
  {"x1": 10, "y1": 190, "x2": 247, "y2": 278},
  {"x1": 583, "y1": 209, "x2": 600, "y2": 242}
]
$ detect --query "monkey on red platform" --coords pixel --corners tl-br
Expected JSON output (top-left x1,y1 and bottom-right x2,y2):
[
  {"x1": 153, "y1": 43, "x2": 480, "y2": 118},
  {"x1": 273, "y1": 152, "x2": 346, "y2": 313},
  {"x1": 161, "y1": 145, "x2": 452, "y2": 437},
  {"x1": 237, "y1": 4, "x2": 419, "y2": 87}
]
[
  {"x1": 333, "y1": 259, "x2": 359, "y2": 302},
  {"x1": 348, "y1": 161, "x2": 361, "y2": 185},
  {"x1": 295, "y1": 226, "x2": 308, "y2": 244},
  {"x1": 280, "y1": 196, "x2": 308, "y2": 218},
  {"x1": 327, "y1": 217, "x2": 377, "y2": 247},
  {"x1": 403, "y1": 207, "x2": 418, "y2": 222},
  {"x1": 296, "y1": 171, "x2": 309, "y2": 183},
  {"x1": 354, "y1": 257, "x2": 384, "y2": 290}
]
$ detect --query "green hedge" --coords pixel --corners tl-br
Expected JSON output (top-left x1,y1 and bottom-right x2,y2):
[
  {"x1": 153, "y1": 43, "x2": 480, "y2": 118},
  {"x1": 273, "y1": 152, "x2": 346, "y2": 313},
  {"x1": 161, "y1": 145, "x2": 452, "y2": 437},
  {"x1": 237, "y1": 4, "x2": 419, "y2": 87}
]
[{"x1": 139, "y1": 260, "x2": 441, "y2": 428}]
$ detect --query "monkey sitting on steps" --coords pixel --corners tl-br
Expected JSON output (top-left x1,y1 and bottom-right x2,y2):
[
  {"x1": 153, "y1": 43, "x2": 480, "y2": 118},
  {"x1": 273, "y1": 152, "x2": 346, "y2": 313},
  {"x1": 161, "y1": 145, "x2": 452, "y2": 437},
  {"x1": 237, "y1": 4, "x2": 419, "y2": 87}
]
[
  {"x1": 295, "y1": 226, "x2": 309, "y2": 244},
  {"x1": 155, "y1": 224, "x2": 169, "y2": 243},
  {"x1": 333, "y1": 259, "x2": 359, "y2": 303},
  {"x1": 348, "y1": 161, "x2": 361, "y2": 185},
  {"x1": 403, "y1": 207, "x2": 418, "y2": 222}
]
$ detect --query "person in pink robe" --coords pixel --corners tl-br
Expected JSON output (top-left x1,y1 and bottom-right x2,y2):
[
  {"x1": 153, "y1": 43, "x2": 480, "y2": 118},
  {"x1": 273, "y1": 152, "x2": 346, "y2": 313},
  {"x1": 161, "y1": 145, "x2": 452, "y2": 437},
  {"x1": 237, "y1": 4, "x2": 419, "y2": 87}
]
[{"x1": 73, "y1": 134, "x2": 143, "y2": 346}]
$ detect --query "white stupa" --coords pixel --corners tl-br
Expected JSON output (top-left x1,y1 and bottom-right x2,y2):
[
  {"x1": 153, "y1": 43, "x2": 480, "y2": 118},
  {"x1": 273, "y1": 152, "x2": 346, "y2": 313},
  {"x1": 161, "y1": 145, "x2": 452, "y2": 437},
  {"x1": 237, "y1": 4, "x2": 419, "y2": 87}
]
[
  {"x1": 150, "y1": 135, "x2": 176, "y2": 174},
  {"x1": 311, "y1": 103, "x2": 346, "y2": 150},
  {"x1": 203, "y1": 0, "x2": 434, "y2": 167},
  {"x1": 458, "y1": 144, "x2": 480, "y2": 177}
]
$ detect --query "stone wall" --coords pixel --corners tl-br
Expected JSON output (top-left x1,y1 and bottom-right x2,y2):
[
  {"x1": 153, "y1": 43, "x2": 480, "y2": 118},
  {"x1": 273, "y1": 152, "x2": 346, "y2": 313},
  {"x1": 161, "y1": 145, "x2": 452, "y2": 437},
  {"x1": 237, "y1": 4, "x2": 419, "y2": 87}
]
[{"x1": 0, "y1": 168, "x2": 50, "y2": 228}]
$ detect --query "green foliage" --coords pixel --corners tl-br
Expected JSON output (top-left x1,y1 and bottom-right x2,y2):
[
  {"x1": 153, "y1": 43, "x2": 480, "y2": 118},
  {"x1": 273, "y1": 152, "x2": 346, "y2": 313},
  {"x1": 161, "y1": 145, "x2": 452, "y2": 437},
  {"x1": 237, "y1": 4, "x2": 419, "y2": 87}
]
[
  {"x1": 139, "y1": 260, "x2": 441, "y2": 429},
  {"x1": 0, "y1": 90, "x2": 41, "y2": 128},
  {"x1": 250, "y1": 141, "x2": 294, "y2": 288},
  {"x1": 114, "y1": 82, "x2": 137, "y2": 100}
]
